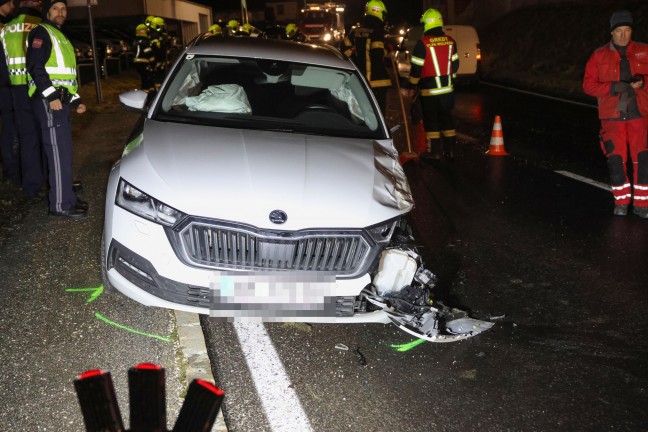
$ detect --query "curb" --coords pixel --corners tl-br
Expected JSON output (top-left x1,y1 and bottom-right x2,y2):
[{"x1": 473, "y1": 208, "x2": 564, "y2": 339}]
[{"x1": 174, "y1": 311, "x2": 228, "y2": 431}]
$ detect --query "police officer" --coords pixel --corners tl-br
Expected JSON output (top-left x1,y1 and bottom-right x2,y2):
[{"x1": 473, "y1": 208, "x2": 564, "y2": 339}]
[
  {"x1": 0, "y1": 0, "x2": 18, "y2": 185},
  {"x1": 27, "y1": 0, "x2": 88, "y2": 219},
  {"x1": 341, "y1": 0, "x2": 392, "y2": 114},
  {"x1": 407, "y1": 8, "x2": 459, "y2": 160},
  {"x1": 132, "y1": 23, "x2": 155, "y2": 92},
  {"x1": 0, "y1": 0, "x2": 45, "y2": 197}
]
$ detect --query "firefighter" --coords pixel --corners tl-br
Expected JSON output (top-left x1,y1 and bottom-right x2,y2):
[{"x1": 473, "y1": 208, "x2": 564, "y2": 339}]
[
  {"x1": 147, "y1": 17, "x2": 165, "y2": 91},
  {"x1": 407, "y1": 8, "x2": 459, "y2": 160},
  {"x1": 0, "y1": 0, "x2": 18, "y2": 185},
  {"x1": 0, "y1": 0, "x2": 45, "y2": 198},
  {"x1": 27, "y1": 0, "x2": 88, "y2": 219},
  {"x1": 151, "y1": 16, "x2": 170, "y2": 74},
  {"x1": 285, "y1": 23, "x2": 307, "y2": 42},
  {"x1": 583, "y1": 10, "x2": 648, "y2": 218},
  {"x1": 132, "y1": 24, "x2": 155, "y2": 92},
  {"x1": 341, "y1": 0, "x2": 391, "y2": 114},
  {"x1": 208, "y1": 23, "x2": 222, "y2": 36},
  {"x1": 225, "y1": 19, "x2": 239, "y2": 36}
]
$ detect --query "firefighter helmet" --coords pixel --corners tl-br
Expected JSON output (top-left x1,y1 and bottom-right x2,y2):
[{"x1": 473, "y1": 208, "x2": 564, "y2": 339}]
[
  {"x1": 421, "y1": 8, "x2": 443, "y2": 32},
  {"x1": 135, "y1": 24, "x2": 148, "y2": 38},
  {"x1": 144, "y1": 15, "x2": 156, "y2": 28},
  {"x1": 152, "y1": 16, "x2": 166, "y2": 32},
  {"x1": 286, "y1": 23, "x2": 298, "y2": 37},
  {"x1": 241, "y1": 23, "x2": 254, "y2": 35},
  {"x1": 208, "y1": 24, "x2": 222, "y2": 36},
  {"x1": 365, "y1": 0, "x2": 387, "y2": 21},
  {"x1": 226, "y1": 19, "x2": 240, "y2": 31}
]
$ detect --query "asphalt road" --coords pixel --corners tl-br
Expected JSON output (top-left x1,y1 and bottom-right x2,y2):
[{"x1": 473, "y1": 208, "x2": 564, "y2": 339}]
[
  {"x1": 0, "y1": 75, "x2": 189, "y2": 431},
  {"x1": 202, "y1": 84, "x2": 648, "y2": 431},
  {"x1": 1, "y1": 72, "x2": 646, "y2": 431}
]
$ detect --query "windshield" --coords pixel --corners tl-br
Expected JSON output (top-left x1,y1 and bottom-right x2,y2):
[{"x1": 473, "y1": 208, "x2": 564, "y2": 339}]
[{"x1": 154, "y1": 54, "x2": 383, "y2": 139}]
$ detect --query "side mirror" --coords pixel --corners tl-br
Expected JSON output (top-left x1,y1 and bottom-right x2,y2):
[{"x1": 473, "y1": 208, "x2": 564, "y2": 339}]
[{"x1": 119, "y1": 90, "x2": 148, "y2": 113}]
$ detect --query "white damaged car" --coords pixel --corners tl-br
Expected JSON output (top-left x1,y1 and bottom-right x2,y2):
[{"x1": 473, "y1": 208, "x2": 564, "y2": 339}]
[{"x1": 103, "y1": 36, "x2": 492, "y2": 342}]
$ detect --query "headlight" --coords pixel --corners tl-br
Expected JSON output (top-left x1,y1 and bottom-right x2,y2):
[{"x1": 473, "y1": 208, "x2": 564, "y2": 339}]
[
  {"x1": 115, "y1": 179, "x2": 185, "y2": 226},
  {"x1": 366, "y1": 219, "x2": 398, "y2": 245},
  {"x1": 323, "y1": 33, "x2": 332, "y2": 41}
]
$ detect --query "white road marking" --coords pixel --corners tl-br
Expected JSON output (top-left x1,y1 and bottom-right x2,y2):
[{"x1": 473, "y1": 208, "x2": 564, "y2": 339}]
[
  {"x1": 233, "y1": 322, "x2": 314, "y2": 432},
  {"x1": 554, "y1": 170, "x2": 611, "y2": 191}
]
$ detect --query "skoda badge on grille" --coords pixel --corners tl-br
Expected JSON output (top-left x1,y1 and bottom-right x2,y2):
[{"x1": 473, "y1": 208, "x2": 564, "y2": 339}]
[{"x1": 269, "y1": 210, "x2": 288, "y2": 224}]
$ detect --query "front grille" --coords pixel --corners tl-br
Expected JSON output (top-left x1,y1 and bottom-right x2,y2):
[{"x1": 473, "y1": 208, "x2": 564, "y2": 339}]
[{"x1": 175, "y1": 221, "x2": 374, "y2": 276}]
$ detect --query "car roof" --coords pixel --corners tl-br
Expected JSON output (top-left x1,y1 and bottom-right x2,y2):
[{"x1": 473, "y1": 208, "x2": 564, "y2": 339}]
[{"x1": 187, "y1": 36, "x2": 354, "y2": 70}]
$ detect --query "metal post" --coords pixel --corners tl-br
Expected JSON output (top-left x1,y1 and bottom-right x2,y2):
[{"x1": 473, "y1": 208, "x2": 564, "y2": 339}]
[{"x1": 87, "y1": 0, "x2": 102, "y2": 103}]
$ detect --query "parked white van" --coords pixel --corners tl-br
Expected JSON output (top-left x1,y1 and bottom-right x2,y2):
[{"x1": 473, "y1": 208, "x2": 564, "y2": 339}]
[{"x1": 394, "y1": 24, "x2": 481, "y2": 84}]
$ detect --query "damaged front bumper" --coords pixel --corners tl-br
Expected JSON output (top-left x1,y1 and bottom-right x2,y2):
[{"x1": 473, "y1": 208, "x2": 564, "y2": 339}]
[{"x1": 364, "y1": 226, "x2": 494, "y2": 343}]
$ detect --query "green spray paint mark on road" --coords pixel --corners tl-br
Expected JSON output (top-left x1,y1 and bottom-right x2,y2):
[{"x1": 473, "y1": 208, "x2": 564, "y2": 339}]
[
  {"x1": 390, "y1": 338, "x2": 426, "y2": 352},
  {"x1": 95, "y1": 313, "x2": 171, "y2": 343},
  {"x1": 66, "y1": 285, "x2": 104, "y2": 303}
]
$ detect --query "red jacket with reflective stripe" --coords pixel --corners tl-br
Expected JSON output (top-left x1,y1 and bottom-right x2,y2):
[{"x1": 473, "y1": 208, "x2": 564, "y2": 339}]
[
  {"x1": 583, "y1": 40, "x2": 648, "y2": 119},
  {"x1": 417, "y1": 35, "x2": 456, "y2": 78}
]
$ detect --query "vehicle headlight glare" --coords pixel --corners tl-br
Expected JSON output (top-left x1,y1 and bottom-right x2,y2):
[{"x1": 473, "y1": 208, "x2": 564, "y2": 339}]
[
  {"x1": 116, "y1": 179, "x2": 185, "y2": 226},
  {"x1": 323, "y1": 33, "x2": 331, "y2": 41}
]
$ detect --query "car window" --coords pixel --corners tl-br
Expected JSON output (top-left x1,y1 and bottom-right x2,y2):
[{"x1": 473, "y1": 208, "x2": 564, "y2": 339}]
[{"x1": 155, "y1": 54, "x2": 382, "y2": 139}]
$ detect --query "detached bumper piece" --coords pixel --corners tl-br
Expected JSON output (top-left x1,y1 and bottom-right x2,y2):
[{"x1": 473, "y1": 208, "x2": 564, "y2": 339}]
[{"x1": 365, "y1": 247, "x2": 494, "y2": 343}]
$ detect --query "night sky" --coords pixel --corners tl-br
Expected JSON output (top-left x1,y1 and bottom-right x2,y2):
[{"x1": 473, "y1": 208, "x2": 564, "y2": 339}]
[{"x1": 192, "y1": 0, "x2": 425, "y2": 27}]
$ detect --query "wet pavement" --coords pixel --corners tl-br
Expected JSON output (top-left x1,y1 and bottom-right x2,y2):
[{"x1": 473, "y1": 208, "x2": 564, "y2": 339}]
[
  {"x1": 0, "y1": 69, "x2": 646, "y2": 431},
  {"x1": 202, "y1": 82, "x2": 648, "y2": 431}
]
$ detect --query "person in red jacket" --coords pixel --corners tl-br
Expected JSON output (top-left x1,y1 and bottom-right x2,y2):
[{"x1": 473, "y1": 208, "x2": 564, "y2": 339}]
[{"x1": 583, "y1": 10, "x2": 648, "y2": 218}]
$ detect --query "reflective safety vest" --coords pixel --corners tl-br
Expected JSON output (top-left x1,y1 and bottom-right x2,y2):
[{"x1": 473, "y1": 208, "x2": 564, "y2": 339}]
[
  {"x1": 410, "y1": 35, "x2": 459, "y2": 96},
  {"x1": 28, "y1": 23, "x2": 78, "y2": 97},
  {"x1": 0, "y1": 14, "x2": 42, "y2": 86}
]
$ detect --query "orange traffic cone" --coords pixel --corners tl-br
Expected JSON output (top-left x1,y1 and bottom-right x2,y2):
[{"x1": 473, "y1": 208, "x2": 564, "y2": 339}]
[{"x1": 486, "y1": 115, "x2": 509, "y2": 156}]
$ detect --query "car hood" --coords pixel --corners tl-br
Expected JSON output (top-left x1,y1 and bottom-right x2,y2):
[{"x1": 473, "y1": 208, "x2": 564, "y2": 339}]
[{"x1": 119, "y1": 120, "x2": 413, "y2": 230}]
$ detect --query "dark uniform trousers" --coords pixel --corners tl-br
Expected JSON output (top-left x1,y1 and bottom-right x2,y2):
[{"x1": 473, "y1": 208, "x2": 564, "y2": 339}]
[
  {"x1": 0, "y1": 85, "x2": 19, "y2": 182},
  {"x1": 13, "y1": 84, "x2": 45, "y2": 195},
  {"x1": 32, "y1": 97, "x2": 76, "y2": 212}
]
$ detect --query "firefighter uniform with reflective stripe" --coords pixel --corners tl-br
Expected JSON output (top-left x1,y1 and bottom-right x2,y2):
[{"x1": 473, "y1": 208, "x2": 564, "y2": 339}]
[
  {"x1": 583, "y1": 39, "x2": 648, "y2": 210},
  {"x1": 133, "y1": 35, "x2": 155, "y2": 92},
  {"x1": 0, "y1": 7, "x2": 44, "y2": 196},
  {"x1": 27, "y1": 20, "x2": 82, "y2": 213},
  {"x1": 408, "y1": 30, "x2": 459, "y2": 158},
  {"x1": 341, "y1": 14, "x2": 391, "y2": 113}
]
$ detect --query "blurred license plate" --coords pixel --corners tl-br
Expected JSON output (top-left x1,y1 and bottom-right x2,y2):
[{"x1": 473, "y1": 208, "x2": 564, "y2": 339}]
[{"x1": 209, "y1": 271, "x2": 337, "y2": 319}]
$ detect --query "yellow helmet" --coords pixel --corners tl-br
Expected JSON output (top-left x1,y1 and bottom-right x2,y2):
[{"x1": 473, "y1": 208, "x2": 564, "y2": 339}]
[
  {"x1": 135, "y1": 24, "x2": 148, "y2": 38},
  {"x1": 226, "y1": 19, "x2": 240, "y2": 30},
  {"x1": 421, "y1": 8, "x2": 443, "y2": 32},
  {"x1": 144, "y1": 15, "x2": 156, "y2": 28},
  {"x1": 241, "y1": 23, "x2": 253, "y2": 34},
  {"x1": 286, "y1": 23, "x2": 298, "y2": 37},
  {"x1": 365, "y1": 0, "x2": 387, "y2": 21},
  {"x1": 152, "y1": 16, "x2": 166, "y2": 31},
  {"x1": 208, "y1": 24, "x2": 222, "y2": 36}
]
